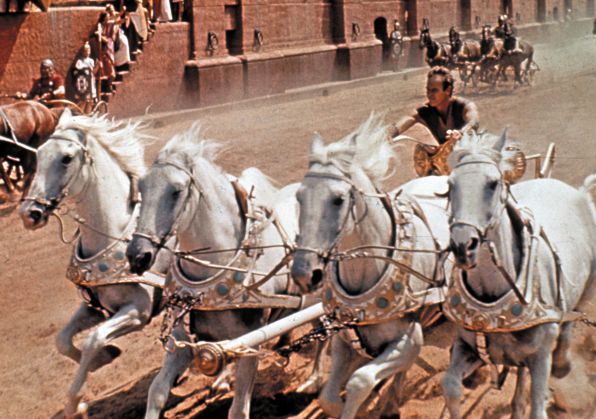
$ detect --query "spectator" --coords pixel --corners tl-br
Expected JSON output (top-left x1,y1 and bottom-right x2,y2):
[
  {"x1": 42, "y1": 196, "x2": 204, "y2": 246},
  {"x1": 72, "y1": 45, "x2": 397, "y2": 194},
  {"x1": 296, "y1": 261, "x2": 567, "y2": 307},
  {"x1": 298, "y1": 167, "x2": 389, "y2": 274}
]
[
  {"x1": 170, "y1": 0, "x2": 183, "y2": 22},
  {"x1": 120, "y1": 7, "x2": 143, "y2": 55},
  {"x1": 97, "y1": 11, "x2": 117, "y2": 92},
  {"x1": 26, "y1": 59, "x2": 65, "y2": 101},
  {"x1": 73, "y1": 42, "x2": 99, "y2": 113},
  {"x1": 104, "y1": 4, "x2": 131, "y2": 70},
  {"x1": 129, "y1": 0, "x2": 151, "y2": 47},
  {"x1": 154, "y1": 0, "x2": 172, "y2": 22}
]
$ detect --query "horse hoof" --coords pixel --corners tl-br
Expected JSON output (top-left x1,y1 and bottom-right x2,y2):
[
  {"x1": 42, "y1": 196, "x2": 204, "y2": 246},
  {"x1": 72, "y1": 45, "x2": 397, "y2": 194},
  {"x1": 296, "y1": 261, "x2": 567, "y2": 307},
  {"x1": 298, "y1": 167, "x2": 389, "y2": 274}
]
[
  {"x1": 296, "y1": 376, "x2": 322, "y2": 394},
  {"x1": 89, "y1": 344, "x2": 122, "y2": 371},
  {"x1": 318, "y1": 395, "x2": 343, "y2": 418}
]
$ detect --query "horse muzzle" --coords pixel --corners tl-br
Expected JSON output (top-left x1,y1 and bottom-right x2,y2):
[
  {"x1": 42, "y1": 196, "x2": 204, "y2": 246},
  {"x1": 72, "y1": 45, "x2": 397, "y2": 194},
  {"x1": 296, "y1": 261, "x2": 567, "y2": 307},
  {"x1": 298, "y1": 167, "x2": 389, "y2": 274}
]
[
  {"x1": 126, "y1": 235, "x2": 158, "y2": 275},
  {"x1": 291, "y1": 250, "x2": 325, "y2": 293},
  {"x1": 450, "y1": 225, "x2": 480, "y2": 269},
  {"x1": 19, "y1": 200, "x2": 50, "y2": 230}
]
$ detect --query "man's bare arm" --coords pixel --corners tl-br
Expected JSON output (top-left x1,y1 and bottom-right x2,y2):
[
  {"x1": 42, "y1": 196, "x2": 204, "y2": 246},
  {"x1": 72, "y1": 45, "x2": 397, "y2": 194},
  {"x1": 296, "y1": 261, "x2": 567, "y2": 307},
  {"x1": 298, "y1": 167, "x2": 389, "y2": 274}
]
[{"x1": 389, "y1": 115, "x2": 417, "y2": 139}]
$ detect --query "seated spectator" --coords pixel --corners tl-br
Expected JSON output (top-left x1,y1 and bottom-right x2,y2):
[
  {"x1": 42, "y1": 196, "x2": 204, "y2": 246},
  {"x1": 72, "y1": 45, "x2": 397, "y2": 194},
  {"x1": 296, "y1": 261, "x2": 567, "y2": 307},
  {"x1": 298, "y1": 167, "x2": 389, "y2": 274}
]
[{"x1": 26, "y1": 59, "x2": 65, "y2": 101}]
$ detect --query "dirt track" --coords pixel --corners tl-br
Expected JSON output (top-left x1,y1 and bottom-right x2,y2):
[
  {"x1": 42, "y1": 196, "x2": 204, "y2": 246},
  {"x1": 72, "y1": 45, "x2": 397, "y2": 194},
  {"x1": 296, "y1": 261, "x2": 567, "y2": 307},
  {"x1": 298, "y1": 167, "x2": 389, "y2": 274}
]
[{"x1": 1, "y1": 34, "x2": 595, "y2": 418}]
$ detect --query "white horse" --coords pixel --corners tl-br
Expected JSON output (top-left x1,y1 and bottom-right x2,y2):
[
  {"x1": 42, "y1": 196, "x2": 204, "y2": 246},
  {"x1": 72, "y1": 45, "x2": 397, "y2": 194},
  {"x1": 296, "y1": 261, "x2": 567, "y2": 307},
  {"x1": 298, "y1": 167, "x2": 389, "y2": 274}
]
[
  {"x1": 125, "y1": 125, "x2": 308, "y2": 419},
  {"x1": 290, "y1": 115, "x2": 453, "y2": 418},
  {"x1": 19, "y1": 109, "x2": 170, "y2": 418},
  {"x1": 441, "y1": 130, "x2": 596, "y2": 419}
]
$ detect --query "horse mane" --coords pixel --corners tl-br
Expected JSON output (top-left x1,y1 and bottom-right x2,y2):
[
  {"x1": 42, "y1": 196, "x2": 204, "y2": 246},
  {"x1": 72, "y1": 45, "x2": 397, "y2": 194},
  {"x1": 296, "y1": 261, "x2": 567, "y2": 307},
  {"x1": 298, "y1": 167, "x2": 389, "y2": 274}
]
[
  {"x1": 309, "y1": 113, "x2": 395, "y2": 188},
  {"x1": 449, "y1": 130, "x2": 518, "y2": 175},
  {"x1": 156, "y1": 122, "x2": 224, "y2": 171},
  {"x1": 56, "y1": 113, "x2": 148, "y2": 178}
]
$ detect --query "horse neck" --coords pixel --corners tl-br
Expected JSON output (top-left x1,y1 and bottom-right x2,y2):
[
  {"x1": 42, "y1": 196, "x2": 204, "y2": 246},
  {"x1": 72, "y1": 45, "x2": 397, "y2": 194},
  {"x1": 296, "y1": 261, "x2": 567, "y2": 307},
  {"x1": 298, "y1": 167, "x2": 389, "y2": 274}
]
[
  {"x1": 465, "y1": 208, "x2": 522, "y2": 300},
  {"x1": 75, "y1": 139, "x2": 134, "y2": 258},
  {"x1": 337, "y1": 171, "x2": 392, "y2": 294},
  {"x1": 178, "y1": 159, "x2": 244, "y2": 280}
]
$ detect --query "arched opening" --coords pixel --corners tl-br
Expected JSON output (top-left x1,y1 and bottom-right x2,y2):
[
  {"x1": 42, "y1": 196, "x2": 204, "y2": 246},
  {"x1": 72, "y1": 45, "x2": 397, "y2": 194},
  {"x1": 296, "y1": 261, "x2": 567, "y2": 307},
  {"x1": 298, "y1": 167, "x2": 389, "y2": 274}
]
[
  {"x1": 374, "y1": 17, "x2": 391, "y2": 70},
  {"x1": 537, "y1": 0, "x2": 546, "y2": 22}
]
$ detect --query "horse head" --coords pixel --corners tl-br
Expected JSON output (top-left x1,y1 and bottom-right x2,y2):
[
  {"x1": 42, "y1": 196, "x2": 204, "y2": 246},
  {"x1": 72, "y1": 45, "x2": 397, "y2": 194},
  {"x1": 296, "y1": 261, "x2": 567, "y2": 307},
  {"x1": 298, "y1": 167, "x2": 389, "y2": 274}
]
[
  {"x1": 447, "y1": 130, "x2": 512, "y2": 269},
  {"x1": 419, "y1": 27, "x2": 432, "y2": 49},
  {"x1": 20, "y1": 108, "x2": 92, "y2": 229},
  {"x1": 127, "y1": 126, "x2": 218, "y2": 274},
  {"x1": 291, "y1": 115, "x2": 394, "y2": 293}
]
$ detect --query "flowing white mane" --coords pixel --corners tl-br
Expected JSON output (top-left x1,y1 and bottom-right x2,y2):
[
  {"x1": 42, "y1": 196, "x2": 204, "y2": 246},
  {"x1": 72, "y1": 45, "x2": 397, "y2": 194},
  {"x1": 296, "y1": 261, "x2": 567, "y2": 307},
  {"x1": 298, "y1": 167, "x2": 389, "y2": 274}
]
[
  {"x1": 449, "y1": 130, "x2": 518, "y2": 174},
  {"x1": 156, "y1": 123, "x2": 224, "y2": 170},
  {"x1": 55, "y1": 113, "x2": 148, "y2": 178},
  {"x1": 308, "y1": 114, "x2": 395, "y2": 187}
]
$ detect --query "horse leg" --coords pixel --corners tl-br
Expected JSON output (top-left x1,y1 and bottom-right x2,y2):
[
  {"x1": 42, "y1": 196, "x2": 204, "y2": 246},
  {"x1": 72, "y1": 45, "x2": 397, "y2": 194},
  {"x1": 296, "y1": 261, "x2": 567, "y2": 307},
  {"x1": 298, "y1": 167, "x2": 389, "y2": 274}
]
[
  {"x1": 227, "y1": 354, "x2": 258, "y2": 419},
  {"x1": 511, "y1": 367, "x2": 529, "y2": 419},
  {"x1": 296, "y1": 340, "x2": 328, "y2": 394},
  {"x1": 442, "y1": 334, "x2": 481, "y2": 419},
  {"x1": 0, "y1": 160, "x2": 16, "y2": 194},
  {"x1": 551, "y1": 321, "x2": 574, "y2": 378},
  {"x1": 55, "y1": 303, "x2": 108, "y2": 365},
  {"x1": 341, "y1": 322, "x2": 423, "y2": 419},
  {"x1": 526, "y1": 324, "x2": 559, "y2": 419},
  {"x1": 319, "y1": 335, "x2": 361, "y2": 417},
  {"x1": 64, "y1": 303, "x2": 148, "y2": 418},
  {"x1": 145, "y1": 325, "x2": 193, "y2": 419}
]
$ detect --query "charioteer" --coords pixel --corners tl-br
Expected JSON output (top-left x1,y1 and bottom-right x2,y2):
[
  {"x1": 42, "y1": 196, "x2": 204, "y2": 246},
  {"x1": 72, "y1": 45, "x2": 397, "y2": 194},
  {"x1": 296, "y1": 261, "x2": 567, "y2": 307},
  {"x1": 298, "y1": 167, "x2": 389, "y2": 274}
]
[
  {"x1": 18, "y1": 59, "x2": 65, "y2": 102},
  {"x1": 389, "y1": 66, "x2": 479, "y2": 176}
]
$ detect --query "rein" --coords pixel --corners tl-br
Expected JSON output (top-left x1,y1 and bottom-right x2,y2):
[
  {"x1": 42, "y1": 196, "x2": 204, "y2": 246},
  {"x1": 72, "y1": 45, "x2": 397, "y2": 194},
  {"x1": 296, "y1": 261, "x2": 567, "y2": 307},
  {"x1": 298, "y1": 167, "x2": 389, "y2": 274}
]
[
  {"x1": 22, "y1": 132, "x2": 94, "y2": 210},
  {"x1": 132, "y1": 160, "x2": 204, "y2": 250}
]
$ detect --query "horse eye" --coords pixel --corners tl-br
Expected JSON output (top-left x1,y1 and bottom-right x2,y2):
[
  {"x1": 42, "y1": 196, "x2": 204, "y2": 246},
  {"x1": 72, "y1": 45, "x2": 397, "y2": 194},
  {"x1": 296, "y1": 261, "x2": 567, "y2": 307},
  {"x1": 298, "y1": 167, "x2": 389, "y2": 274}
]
[
  {"x1": 332, "y1": 196, "x2": 344, "y2": 206},
  {"x1": 61, "y1": 155, "x2": 73, "y2": 165},
  {"x1": 172, "y1": 189, "x2": 182, "y2": 198},
  {"x1": 487, "y1": 180, "x2": 499, "y2": 191}
]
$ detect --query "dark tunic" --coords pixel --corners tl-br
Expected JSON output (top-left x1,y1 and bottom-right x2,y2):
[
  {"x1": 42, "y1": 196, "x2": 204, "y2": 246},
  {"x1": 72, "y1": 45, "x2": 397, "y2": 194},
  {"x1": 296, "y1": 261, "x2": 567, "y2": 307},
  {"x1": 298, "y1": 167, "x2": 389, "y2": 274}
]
[
  {"x1": 28, "y1": 75, "x2": 65, "y2": 100},
  {"x1": 415, "y1": 97, "x2": 470, "y2": 144}
]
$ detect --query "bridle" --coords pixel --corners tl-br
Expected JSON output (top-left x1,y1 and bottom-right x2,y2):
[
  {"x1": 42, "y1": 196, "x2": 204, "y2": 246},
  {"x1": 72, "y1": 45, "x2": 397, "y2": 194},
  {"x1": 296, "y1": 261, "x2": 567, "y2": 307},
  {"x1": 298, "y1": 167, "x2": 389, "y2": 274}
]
[
  {"x1": 22, "y1": 130, "x2": 93, "y2": 211},
  {"x1": 131, "y1": 160, "x2": 203, "y2": 250},
  {"x1": 448, "y1": 159, "x2": 508, "y2": 241},
  {"x1": 297, "y1": 168, "x2": 387, "y2": 261}
]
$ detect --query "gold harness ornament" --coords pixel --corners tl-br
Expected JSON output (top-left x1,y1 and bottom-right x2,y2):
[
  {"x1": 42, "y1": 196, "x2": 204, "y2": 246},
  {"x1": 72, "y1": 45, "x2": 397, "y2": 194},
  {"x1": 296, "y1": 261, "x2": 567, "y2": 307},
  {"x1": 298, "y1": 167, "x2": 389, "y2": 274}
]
[
  {"x1": 322, "y1": 197, "x2": 447, "y2": 327},
  {"x1": 66, "y1": 205, "x2": 166, "y2": 290},
  {"x1": 443, "y1": 208, "x2": 567, "y2": 333},
  {"x1": 168, "y1": 198, "x2": 306, "y2": 311}
]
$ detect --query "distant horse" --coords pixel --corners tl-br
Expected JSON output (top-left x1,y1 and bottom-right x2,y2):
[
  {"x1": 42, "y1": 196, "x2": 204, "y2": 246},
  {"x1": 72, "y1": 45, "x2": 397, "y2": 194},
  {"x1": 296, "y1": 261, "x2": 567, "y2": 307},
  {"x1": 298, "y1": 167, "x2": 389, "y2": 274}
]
[
  {"x1": 0, "y1": 100, "x2": 61, "y2": 195},
  {"x1": 442, "y1": 131, "x2": 595, "y2": 419},
  {"x1": 498, "y1": 35, "x2": 536, "y2": 86},
  {"x1": 419, "y1": 27, "x2": 452, "y2": 67},
  {"x1": 291, "y1": 116, "x2": 453, "y2": 418},
  {"x1": 19, "y1": 109, "x2": 170, "y2": 419},
  {"x1": 476, "y1": 25, "x2": 505, "y2": 87},
  {"x1": 447, "y1": 28, "x2": 483, "y2": 91},
  {"x1": 126, "y1": 125, "x2": 316, "y2": 419}
]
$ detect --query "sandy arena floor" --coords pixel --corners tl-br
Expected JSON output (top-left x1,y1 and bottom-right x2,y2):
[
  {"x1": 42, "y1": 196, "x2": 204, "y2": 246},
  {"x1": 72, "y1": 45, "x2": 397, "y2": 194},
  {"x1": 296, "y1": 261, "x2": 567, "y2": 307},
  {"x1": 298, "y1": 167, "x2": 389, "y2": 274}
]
[{"x1": 1, "y1": 34, "x2": 595, "y2": 418}]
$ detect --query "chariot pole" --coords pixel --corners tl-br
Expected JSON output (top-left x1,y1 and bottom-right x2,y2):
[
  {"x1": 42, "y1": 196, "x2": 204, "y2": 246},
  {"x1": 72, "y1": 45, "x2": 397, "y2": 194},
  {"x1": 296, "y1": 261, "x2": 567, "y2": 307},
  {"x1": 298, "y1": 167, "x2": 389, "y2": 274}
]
[{"x1": 184, "y1": 302, "x2": 325, "y2": 377}]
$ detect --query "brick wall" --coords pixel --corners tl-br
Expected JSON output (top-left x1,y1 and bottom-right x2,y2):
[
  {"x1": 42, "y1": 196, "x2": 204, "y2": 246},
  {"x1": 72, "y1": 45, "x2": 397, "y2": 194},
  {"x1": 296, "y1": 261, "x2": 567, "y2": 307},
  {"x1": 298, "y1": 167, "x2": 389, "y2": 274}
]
[{"x1": 0, "y1": 7, "x2": 103, "y2": 100}]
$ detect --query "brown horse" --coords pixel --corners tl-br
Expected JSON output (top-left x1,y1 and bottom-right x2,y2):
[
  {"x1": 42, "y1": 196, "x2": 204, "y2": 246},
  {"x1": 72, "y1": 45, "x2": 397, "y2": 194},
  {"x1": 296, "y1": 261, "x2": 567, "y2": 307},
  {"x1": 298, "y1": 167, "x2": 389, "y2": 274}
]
[{"x1": 0, "y1": 100, "x2": 61, "y2": 198}]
